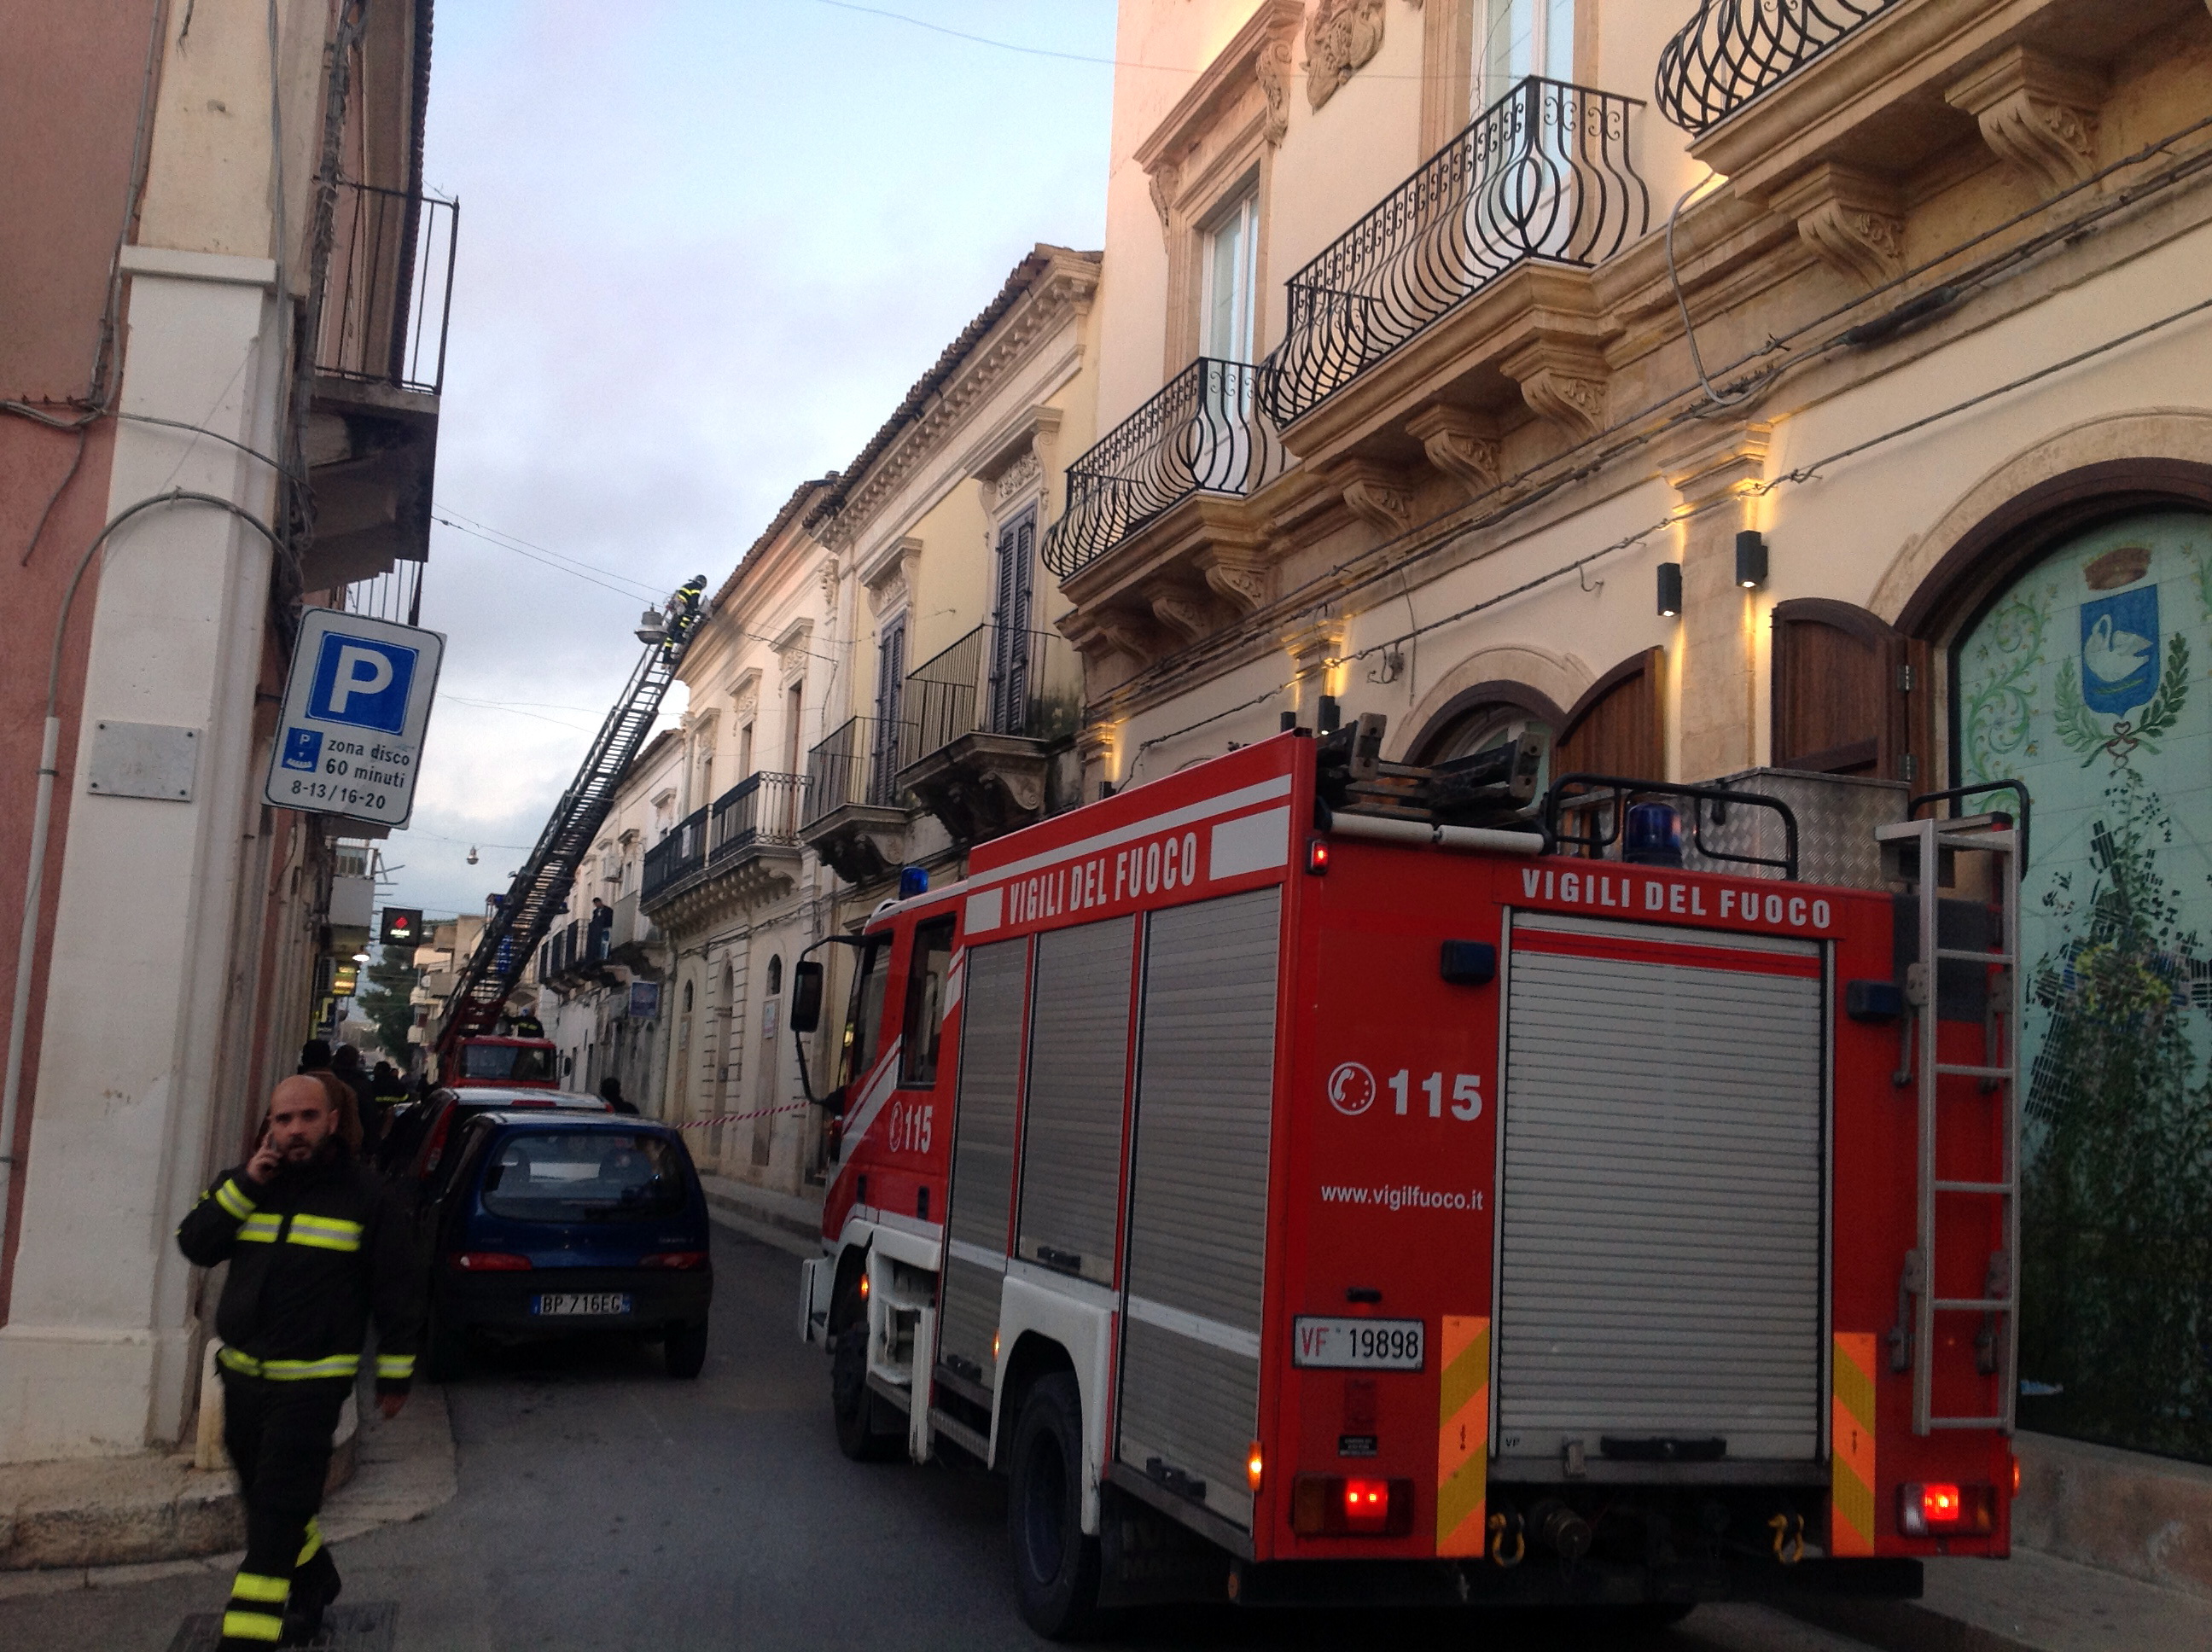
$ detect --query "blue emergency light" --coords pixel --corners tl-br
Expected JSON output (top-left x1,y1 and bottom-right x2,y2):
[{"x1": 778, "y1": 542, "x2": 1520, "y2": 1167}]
[{"x1": 1622, "y1": 802, "x2": 1685, "y2": 868}]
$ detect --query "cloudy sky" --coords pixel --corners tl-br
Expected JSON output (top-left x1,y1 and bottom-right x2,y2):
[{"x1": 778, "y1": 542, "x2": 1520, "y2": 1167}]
[{"x1": 386, "y1": 1, "x2": 1117, "y2": 921}]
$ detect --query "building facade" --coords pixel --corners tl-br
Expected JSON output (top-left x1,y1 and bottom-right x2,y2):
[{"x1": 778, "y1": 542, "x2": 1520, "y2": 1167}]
[
  {"x1": 1044, "y1": 0, "x2": 2212, "y2": 1550},
  {"x1": 533, "y1": 728, "x2": 683, "y2": 1107},
  {"x1": 0, "y1": 0, "x2": 451, "y2": 1461},
  {"x1": 637, "y1": 246, "x2": 1101, "y2": 1200}
]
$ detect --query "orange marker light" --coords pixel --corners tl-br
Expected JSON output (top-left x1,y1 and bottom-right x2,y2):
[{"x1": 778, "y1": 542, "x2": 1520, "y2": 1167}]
[
  {"x1": 1247, "y1": 1442, "x2": 1265, "y2": 1493},
  {"x1": 859, "y1": 1272, "x2": 870, "y2": 1300},
  {"x1": 992, "y1": 1329, "x2": 1001, "y2": 1363},
  {"x1": 2012, "y1": 1457, "x2": 2022, "y2": 1497}
]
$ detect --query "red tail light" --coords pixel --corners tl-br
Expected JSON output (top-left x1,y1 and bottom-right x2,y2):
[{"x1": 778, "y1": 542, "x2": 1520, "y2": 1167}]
[
  {"x1": 1899, "y1": 1481, "x2": 1995, "y2": 1537},
  {"x1": 451, "y1": 1251, "x2": 532, "y2": 1271},
  {"x1": 641, "y1": 1251, "x2": 709, "y2": 1270},
  {"x1": 1290, "y1": 1474, "x2": 1414, "y2": 1537}
]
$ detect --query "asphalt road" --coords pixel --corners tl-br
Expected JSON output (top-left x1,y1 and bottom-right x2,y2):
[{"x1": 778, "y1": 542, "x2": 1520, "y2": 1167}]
[{"x1": 0, "y1": 1227, "x2": 1889, "y2": 1651}]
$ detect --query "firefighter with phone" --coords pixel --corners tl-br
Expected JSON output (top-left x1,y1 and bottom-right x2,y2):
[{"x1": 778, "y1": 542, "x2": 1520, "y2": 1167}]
[{"x1": 177, "y1": 1073, "x2": 421, "y2": 1648}]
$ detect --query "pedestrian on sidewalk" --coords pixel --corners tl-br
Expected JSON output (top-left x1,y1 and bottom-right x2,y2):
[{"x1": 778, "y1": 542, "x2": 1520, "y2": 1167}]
[
  {"x1": 599, "y1": 1074, "x2": 639, "y2": 1114},
  {"x1": 177, "y1": 1073, "x2": 422, "y2": 1649},
  {"x1": 329, "y1": 1044, "x2": 385, "y2": 1161}
]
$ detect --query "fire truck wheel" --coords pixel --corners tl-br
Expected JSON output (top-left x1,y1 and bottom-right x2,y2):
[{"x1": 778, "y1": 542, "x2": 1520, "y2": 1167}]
[
  {"x1": 1009, "y1": 1373, "x2": 1101, "y2": 1639},
  {"x1": 831, "y1": 1316, "x2": 899, "y2": 1461}
]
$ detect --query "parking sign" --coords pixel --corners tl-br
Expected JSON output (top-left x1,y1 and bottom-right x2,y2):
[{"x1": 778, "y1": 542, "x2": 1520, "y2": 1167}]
[{"x1": 265, "y1": 610, "x2": 445, "y2": 827}]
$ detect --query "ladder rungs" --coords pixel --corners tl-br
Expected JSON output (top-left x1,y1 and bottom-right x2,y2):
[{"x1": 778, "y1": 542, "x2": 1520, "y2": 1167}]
[
  {"x1": 1933, "y1": 1297, "x2": 2012, "y2": 1312},
  {"x1": 1933, "y1": 1180, "x2": 2011, "y2": 1195},
  {"x1": 1936, "y1": 1063, "x2": 2013, "y2": 1079},
  {"x1": 1926, "y1": 1417, "x2": 2008, "y2": 1431},
  {"x1": 1934, "y1": 948, "x2": 2014, "y2": 964}
]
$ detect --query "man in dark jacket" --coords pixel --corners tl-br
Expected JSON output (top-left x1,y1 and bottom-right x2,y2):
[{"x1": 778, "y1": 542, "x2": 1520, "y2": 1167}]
[
  {"x1": 329, "y1": 1044, "x2": 383, "y2": 1161},
  {"x1": 178, "y1": 1074, "x2": 421, "y2": 1649}
]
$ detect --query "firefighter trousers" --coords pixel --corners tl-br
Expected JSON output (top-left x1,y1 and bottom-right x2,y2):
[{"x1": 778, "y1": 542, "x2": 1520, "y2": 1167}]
[{"x1": 217, "y1": 1370, "x2": 348, "y2": 1647}]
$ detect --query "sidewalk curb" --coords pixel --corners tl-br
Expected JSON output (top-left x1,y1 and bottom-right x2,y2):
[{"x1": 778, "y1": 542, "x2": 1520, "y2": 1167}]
[
  {"x1": 699, "y1": 1175, "x2": 821, "y2": 1260},
  {"x1": 0, "y1": 1382, "x2": 455, "y2": 1600}
]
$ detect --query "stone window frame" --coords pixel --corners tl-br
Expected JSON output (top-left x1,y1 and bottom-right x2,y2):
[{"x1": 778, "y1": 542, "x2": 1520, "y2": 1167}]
[{"x1": 1418, "y1": 0, "x2": 1597, "y2": 158}]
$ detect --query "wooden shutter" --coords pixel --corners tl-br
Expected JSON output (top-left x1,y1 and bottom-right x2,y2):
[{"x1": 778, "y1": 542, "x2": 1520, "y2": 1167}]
[
  {"x1": 1552, "y1": 648, "x2": 1664, "y2": 780},
  {"x1": 1770, "y1": 600, "x2": 1923, "y2": 781}
]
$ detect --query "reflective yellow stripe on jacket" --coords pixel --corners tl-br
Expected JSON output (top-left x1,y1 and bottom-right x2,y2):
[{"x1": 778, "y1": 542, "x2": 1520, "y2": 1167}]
[
  {"x1": 212, "y1": 1178, "x2": 257, "y2": 1221},
  {"x1": 287, "y1": 1213, "x2": 364, "y2": 1252},
  {"x1": 217, "y1": 1347, "x2": 359, "y2": 1382},
  {"x1": 375, "y1": 1352, "x2": 416, "y2": 1381},
  {"x1": 232, "y1": 1212, "x2": 362, "y2": 1251},
  {"x1": 221, "y1": 1608, "x2": 285, "y2": 1643}
]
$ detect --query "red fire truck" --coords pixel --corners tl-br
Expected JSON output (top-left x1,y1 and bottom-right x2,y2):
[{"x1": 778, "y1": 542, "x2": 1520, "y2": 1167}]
[{"x1": 790, "y1": 719, "x2": 2022, "y2": 1634}]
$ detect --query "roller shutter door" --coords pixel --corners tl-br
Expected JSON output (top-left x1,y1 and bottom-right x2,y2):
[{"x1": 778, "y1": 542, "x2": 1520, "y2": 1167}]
[
  {"x1": 1016, "y1": 918, "x2": 1135, "y2": 1287},
  {"x1": 1497, "y1": 913, "x2": 1825, "y2": 1467},
  {"x1": 1118, "y1": 886, "x2": 1281, "y2": 1529},
  {"x1": 938, "y1": 938, "x2": 1027, "y2": 1382}
]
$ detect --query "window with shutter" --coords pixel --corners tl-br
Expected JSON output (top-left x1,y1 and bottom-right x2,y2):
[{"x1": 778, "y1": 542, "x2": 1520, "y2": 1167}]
[
  {"x1": 1770, "y1": 600, "x2": 1919, "y2": 779},
  {"x1": 988, "y1": 510, "x2": 1037, "y2": 735}
]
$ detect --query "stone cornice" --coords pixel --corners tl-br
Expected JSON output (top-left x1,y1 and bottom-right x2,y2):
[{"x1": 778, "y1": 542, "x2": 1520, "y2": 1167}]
[
  {"x1": 1135, "y1": 0, "x2": 1304, "y2": 210},
  {"x1": 817, "y1": 250, "x2": 1099, "y2": 553}
]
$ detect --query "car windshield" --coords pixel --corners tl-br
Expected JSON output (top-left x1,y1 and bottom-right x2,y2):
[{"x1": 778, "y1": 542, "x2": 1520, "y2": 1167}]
[
  {"x1": 460, "y1": 1043, "x2": 553, "y2": 1081},
  {"x1": 479, "y1": 1132, "x2": 686, "y2": 1221}
]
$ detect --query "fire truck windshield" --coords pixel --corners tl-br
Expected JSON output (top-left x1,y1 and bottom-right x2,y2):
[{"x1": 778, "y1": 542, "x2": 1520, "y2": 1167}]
[
  {"x1": 461, "y1": 1042, "x2": 555, "y2": 1082},
  {"x1": 899, "y1": 917, "x2": 956, "y2": 1086},
  {"x1": 840, "y1": 937, "x2": 890, "y2": 1088}
]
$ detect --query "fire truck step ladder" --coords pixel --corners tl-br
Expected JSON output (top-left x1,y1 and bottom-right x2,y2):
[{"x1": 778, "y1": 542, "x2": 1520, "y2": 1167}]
[{"x1": 1874, "y1": 796, "x2": 2024, "y2": 1438}]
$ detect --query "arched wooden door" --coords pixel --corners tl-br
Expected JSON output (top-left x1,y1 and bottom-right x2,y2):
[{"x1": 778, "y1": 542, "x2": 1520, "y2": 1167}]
[{"x1": 1770, "y1": 600, "x2": 1927, "y2": 782}]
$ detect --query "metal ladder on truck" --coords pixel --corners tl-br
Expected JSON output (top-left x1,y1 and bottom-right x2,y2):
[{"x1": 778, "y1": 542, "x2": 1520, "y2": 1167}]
[
  {"x1": 437, "y1": 578, "x2": 708, "y2": 1050},
  {"x1": 1874, "y1": 782, "x2": 2027, "y2": 1437}
]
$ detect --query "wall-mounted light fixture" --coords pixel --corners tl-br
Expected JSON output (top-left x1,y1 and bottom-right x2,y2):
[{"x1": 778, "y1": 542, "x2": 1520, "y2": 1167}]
[
  {"x1": 1735, "y1": 530, "x2": 1768, "y2": 590},
  {"x1": 1656, "y1": 562, "x2": 1683, "y2": 618}
]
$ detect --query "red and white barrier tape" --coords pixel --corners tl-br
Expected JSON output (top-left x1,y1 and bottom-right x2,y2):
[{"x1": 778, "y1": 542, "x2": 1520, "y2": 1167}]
[{"x1": 669, "y1": 1100, "x2": 814, "y2": 1131}]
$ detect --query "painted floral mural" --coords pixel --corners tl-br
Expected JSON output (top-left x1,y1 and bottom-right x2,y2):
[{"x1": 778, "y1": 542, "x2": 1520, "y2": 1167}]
[{"x1": 1957, "y1": 510, "x2": 2212, "y2": 1462}]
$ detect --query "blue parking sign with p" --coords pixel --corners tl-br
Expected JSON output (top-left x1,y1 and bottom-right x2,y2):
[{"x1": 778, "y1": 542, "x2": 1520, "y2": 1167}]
[{"x1": 308, "y1": 632, "x2": 417, "y2": 733}]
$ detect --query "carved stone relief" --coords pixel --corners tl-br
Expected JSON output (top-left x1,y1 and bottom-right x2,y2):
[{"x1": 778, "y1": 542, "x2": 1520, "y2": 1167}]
[
  {"x1": 1196, "y1": 545, "x2": 1272, "y2": 614},
  {"x1": 1307, "y1": 0, "x2": 1387, "y2": 111},
  {"x1": 992, "y1": 446, "x2": 1044, "y2": 509},
  {"x1": 1332, "y1": 459, "x2": 1418, "y2": 536},
  {"x1": 1501, "y1": 339, "x2": 1610, "y2": 442},
  {"x1": 1256, "y1": 34, "x2": 1295, "y2": 144}
]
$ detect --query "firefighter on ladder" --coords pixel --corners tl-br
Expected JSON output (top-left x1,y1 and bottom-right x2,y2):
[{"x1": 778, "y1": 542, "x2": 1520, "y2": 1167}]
[{"x1": 177, "y1": 1073, "x2": 422, "y2": 1647}]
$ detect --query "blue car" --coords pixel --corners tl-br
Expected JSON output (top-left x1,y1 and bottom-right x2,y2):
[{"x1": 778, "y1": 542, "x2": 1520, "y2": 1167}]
[{"x1": 416, "y1": 1111, "x2": 713, "y2": 1379}]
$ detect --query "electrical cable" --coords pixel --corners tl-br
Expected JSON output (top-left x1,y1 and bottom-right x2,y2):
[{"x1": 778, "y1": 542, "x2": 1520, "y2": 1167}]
[{"x1": 1665, "y1": 169, "x2": 1773, "y2": 410}]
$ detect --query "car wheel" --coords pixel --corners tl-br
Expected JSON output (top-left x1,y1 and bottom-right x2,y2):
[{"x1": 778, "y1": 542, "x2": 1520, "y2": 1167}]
[
  {"x1": 423, "y1": 1302, "x2": 467, "y2": 1382},
  {"x1": 1008, "y1": 1372, "x2": 1101, "y2": 1640},
  {"x1": 664, "y1": 1322, "x2": 708, "y2": 1380},
  {"x1": 830, "y1": 1280, "x2": 899, "y2": 1462}
]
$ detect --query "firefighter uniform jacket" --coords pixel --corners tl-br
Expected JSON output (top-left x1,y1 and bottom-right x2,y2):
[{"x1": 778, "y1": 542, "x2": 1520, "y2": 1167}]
[{"x1": 177, "y1": 1147, "x2": 422, "y2": 1394}]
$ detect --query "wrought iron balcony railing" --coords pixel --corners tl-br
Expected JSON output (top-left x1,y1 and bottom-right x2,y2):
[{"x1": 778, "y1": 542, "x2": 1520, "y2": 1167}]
[
  {"x1": 907, "y1": 624, "x2": 1080, "y2": 756},
  {"x1": 315, "y1": 177, "x2": 459, "y2": 396},
  {"x1": 1040, "y1": 358, "x2": 1285, "y2": 580},
  {"x1": 805, "y1": 716, "x2": 917, "y2": 828},
  {"x1": 1656, "y1": 0, "x2": 1902, "y2": 136},
  {"x1": 708, "y1": 771, "x2": 807, "y2": 864},
  {"x1": 1264, "y1": 77, "x2": 1648, "y2": 427},
  {"x1": 640, "y1": 807, "x2": 706, "y2": 904}
]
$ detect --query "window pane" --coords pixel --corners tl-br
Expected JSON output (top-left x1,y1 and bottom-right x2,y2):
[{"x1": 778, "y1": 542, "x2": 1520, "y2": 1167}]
[
  {"x1": 479, "y1": 1131, "x2": 687, "y2": 1221},
  {"x1": 899, "y1": 917, "x2": 957, "y2": 1087},
  {"x1": 841, "y1": 937, "x2": 891, "y2": 1087},
  {"x1": 1207, "y1": 206, "x2": 1245, "y2": 359},
  {"x1": 1545, "y1": 0, "x2": 1574, "y2": 79}
]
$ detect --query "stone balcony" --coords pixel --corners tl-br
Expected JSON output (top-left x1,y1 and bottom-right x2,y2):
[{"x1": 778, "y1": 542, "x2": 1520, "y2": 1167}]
[{"x1": 638, "y1": 772, "x2": 806, "y2": 932}]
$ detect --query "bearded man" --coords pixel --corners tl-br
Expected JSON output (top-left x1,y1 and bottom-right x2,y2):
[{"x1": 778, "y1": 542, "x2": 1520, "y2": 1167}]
[{"x1": 177, "y1": 1073, "x2": 421, "y2": 1648}]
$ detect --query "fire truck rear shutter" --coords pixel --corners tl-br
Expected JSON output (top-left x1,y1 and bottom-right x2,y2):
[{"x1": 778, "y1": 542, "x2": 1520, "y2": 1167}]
[
  {"x1": 1496, "y1": 913, "x2": 1825, "y2": 1469},
  {"x1": 940, "y1": 937, "x2": 1027, "y2": 1382},
  {"x1": 1016, "y1": 918, "x2": 1137, "y2": 1285},
  {"x1": 1119, "y1": 886, "x2": 1283, "y2": 1529}
]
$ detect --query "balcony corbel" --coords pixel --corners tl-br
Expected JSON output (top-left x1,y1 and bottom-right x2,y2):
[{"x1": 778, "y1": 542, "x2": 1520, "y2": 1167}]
[
  {"x1": 1150, "y1": 584, "x2": 1234, "y2": 645},
  {"x1": 1404, "y1": 405, "x2": 1503, "y2": 495},
  {"x1": 1329, "y1": 458, "x2": 1421, "y2": 537},
  {"x1": 1944, "y1": 46, "x2": 2104, "y2": 193},
  {"x1": 1196, "y1": 544, "x2": 1272, "y2": 614},
  {"x1": 1770, "y1": 162, "x2": 1906, "y2": 288},
  {"x1": 1500, "y1": 334, "x2": 1612, "y2": 443}
]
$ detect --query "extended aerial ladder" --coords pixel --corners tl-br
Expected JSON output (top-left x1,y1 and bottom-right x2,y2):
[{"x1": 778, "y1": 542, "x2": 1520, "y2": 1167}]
[{"x1": 434, "y1": 577, "x2": 708, "y2": 1062}]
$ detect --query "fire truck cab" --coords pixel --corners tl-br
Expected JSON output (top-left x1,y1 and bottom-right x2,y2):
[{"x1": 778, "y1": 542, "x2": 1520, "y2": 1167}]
[
  {"x1": 795, "y1": 721, "x2": 2022, "y2": 1634},
  {"x1": 439, "y1": 1033, "x2": 559, "y2": 1090}
]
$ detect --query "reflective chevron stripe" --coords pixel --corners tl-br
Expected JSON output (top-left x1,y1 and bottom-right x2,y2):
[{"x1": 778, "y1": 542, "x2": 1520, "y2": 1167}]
[{"x1": 213, "y1": 1179, "x2": 257, "y2": 1221}]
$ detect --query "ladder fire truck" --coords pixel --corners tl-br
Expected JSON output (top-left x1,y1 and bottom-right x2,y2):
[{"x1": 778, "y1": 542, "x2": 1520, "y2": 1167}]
[
  {"x1": 431, "y1": 578, "x2": 707, "y2": 1085},
  {"x1": 792, "y1": 717, "x2": 2023, "y2": 1634}
]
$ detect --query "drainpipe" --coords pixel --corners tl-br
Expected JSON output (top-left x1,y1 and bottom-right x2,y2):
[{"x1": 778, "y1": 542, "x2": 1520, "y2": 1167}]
[{"x1": 0, "y1": 492, "x2": 280, "y2": 1233}]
